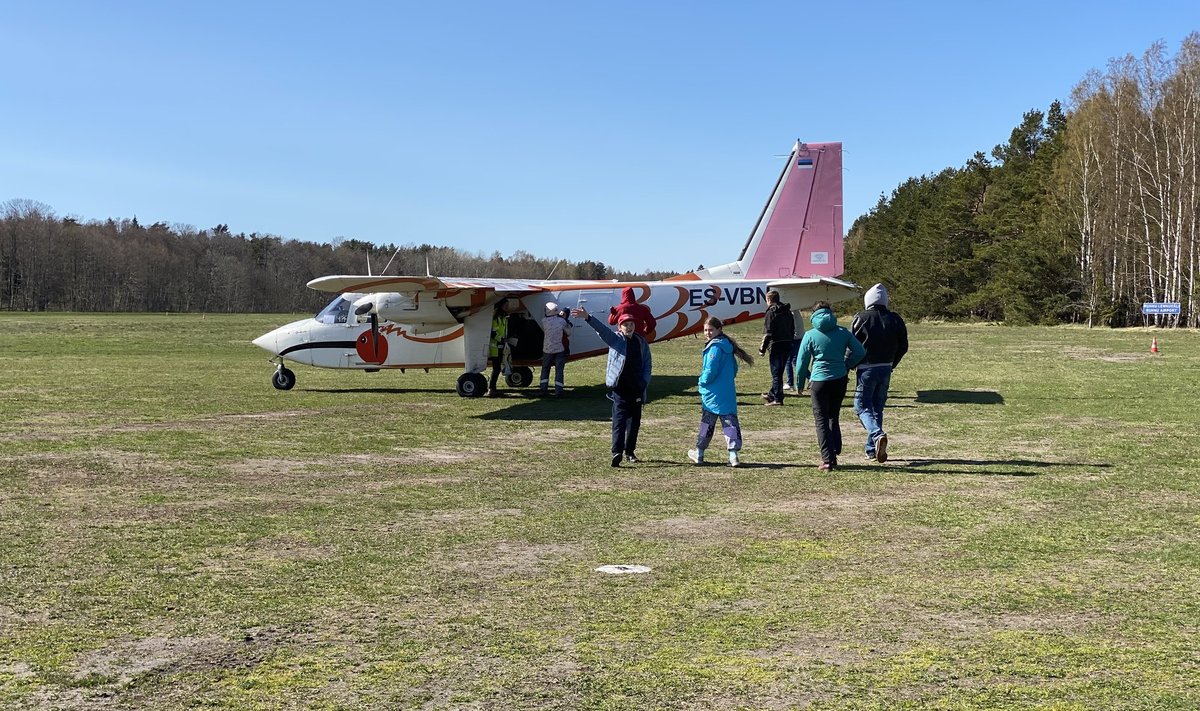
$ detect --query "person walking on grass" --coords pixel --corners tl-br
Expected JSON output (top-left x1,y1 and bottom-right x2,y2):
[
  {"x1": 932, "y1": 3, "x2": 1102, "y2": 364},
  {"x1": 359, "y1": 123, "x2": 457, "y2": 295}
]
[
  {"x1": 794, "y1": 301, "x2": 866, "y2": 471},
  {"x1": 688, "y1": 317, "x2": 754, "y2": 468},
  {"x1": 851, "y1": 283, "x2": 908, "y2": 463},
  {"x1": 759, "y1": 289, "x2": 795, "y2": 406},
  {"x1": 573, "y1": 306, "x2": 652, "y2": 467}
]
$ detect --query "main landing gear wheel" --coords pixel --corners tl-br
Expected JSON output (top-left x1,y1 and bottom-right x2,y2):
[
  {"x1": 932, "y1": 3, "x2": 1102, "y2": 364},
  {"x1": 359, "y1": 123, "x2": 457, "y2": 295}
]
[
  {"x1": 272, "y1": 367, "x2": 296, "y2": 390},
  {"x1": 456, "y1": 372, "x2": 488, "y2": 398},
  {"x1": 504, "y1": 366, "x2": 534, "y2": 388}
]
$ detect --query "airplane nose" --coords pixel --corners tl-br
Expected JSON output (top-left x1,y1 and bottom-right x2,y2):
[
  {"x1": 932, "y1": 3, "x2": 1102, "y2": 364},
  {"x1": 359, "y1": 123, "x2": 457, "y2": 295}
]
[{"x1": 252, "y1": 330, "x2": 278, "y2": 353}]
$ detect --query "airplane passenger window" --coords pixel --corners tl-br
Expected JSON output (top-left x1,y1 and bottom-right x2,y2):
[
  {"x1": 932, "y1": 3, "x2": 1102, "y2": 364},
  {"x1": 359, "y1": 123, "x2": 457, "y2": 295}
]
[{"x1": 315, "y1": 296, "x2": 351, "y2": 324}]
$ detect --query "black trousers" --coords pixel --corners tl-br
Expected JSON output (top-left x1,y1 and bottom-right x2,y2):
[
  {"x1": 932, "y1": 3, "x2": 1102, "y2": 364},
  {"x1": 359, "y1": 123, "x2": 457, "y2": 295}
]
[
  {"x1": 768, "y1": 342, "x2": 789, "y2": 403},
  {"x1": 610, "y1": 390, "x2": 643, "y2": 456},
  {"x1": 809, "y1": 376, "x2": 848, "y2": 466}
]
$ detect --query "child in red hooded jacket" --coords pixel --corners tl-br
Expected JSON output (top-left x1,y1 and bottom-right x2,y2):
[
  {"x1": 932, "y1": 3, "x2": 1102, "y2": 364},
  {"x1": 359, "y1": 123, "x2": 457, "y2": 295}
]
[{"x1": 608, "y1": 287, "x2": 657, "y2": 338}]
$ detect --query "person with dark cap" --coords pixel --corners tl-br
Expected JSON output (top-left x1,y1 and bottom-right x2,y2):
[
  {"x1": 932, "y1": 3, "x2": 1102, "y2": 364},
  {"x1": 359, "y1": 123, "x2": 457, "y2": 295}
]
[
  {"x1": 573, "y1": 305, "x2": 652, "y2": 467},
  {"x1": 758, "y1": 289, "x2": 795, "y2": 406},
  {"x1": 851, "y1": 283, "x2": 909, "y2": 463},
  {"x1": 608, "y1": 287, "x2": 657, "y2": 339},
  {"x1": 795, "y1": 301, "x2": 866, "y2": 471}
]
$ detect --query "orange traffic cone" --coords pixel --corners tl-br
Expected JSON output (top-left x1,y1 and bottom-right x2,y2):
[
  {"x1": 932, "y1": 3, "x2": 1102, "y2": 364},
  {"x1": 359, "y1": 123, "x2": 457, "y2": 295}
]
[{"x1": 1150, "y1": 336, "x2": 1159, "y2": 353}]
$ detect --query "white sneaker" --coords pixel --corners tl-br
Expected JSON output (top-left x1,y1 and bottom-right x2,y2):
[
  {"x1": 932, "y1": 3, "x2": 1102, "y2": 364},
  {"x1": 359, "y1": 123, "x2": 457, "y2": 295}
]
[
  {"x1": 782, "y1": 384, "x2": 794, "y2": 391},
  {"x1": 687, "y1": 449, "x2": 704, "y2": 464},
  {"x1": 728, "y1": 451, "x2": 741, "y2": 467}
]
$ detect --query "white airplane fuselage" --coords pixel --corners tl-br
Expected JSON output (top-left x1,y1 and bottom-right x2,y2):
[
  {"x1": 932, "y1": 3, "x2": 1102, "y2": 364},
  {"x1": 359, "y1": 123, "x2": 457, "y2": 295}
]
[{"x1": 253, "y1": 277, "x2": 858, "y2": 371}]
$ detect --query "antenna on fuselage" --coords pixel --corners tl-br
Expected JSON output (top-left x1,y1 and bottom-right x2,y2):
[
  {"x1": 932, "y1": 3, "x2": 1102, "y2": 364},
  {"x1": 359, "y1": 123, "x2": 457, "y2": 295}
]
[
  {"x1": 546, "y1": 259, "x2": 562, "y2": 279},
  {"x1": 366, "y1": 253, "x2": 372, "y2": 276},
  {"x1": 425, "y1": 255, "x2": 432, "y2": 277}
]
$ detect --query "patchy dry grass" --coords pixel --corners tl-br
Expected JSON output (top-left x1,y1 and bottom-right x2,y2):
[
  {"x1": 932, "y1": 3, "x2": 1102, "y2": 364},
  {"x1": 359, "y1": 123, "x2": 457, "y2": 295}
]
[{"x1": 1, "y1": 314, "x2": 1199, "y2": 709}]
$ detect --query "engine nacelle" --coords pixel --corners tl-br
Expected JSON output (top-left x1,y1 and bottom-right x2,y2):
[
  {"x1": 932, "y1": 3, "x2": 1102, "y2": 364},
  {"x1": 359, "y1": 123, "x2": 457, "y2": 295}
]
[{"x1": 352, "y1": 292, "x2": 458, "y2": 331}]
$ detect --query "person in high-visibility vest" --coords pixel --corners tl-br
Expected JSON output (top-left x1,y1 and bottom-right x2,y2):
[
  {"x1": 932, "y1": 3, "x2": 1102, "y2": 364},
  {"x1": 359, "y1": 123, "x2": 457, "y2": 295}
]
[{"x1": 487, "y1": 300, "x2": 511, "y2": 397}]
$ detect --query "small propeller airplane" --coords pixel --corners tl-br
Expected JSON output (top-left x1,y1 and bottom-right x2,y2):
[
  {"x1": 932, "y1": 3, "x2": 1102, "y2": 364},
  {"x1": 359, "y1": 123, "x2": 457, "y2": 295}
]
[{"x1": 252, "y1": 139, "x2": 859, "y2": 397}]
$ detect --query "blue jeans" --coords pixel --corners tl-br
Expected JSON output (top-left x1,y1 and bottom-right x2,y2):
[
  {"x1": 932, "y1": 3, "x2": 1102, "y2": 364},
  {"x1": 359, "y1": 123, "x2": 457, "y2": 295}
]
[
  {"x1": 854, "y1": 366, "x2": 892, "y2": 455},
  {"x1": 784, "y1": 339, "x2": 802, "y2": 387}
]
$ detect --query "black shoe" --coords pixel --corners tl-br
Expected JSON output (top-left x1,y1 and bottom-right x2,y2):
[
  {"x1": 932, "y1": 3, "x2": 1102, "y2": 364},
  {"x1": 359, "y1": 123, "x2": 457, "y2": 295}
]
[
  {"x1": 624, "y1": 452, "x2": 639, "y2": 463},
  {"x1": 611, "y1": 453, "x2": 622, "y2": 467}
]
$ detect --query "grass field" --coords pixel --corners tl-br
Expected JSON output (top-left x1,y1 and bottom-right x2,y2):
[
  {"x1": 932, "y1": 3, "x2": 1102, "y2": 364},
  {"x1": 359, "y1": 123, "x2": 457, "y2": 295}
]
[{"x1": 1, "y1": 313, "x2": 1198, "y2": 710}]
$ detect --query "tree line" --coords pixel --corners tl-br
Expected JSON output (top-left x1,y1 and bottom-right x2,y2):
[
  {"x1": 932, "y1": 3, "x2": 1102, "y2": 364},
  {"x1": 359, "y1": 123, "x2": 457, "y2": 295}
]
[
  {"x1": 0, "y1": 200, "x2": 673, "y2": 314},
  {"x1": 845, "y1": 33, "x2": 1199, "y2": 327},
  {"x1": 4, "y1": 35, "x2": 1196, "y2": 324}
]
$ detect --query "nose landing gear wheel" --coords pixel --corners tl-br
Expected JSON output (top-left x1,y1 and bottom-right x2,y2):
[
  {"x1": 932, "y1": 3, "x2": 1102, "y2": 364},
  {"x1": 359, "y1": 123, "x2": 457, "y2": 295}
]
[
  {"x1": 456, "y1": 372, "x2": 488, "y2": 397},
  {"x1": 272, "y1": 367, "x2": 296, "y2": 390},
  {"x1": 504, "y1": 366, "x2": 534, "y2": 388}
]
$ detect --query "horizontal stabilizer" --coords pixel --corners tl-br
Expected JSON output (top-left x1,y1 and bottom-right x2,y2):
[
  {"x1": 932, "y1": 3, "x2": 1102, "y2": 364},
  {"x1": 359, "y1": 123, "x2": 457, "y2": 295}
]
[{"x1": 765, "y1": 277, "x2": 859, "y2": 311}]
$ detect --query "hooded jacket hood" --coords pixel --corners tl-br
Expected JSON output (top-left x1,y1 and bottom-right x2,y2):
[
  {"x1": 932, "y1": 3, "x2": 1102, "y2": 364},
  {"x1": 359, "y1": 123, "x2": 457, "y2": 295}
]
[
  {"x1": 704, "y1": 333, "x2": 734, "y2": 356},
  {"x1": 619, "y1": 287, "x2": 636, "y2": 305},
  {"x1": 810, "y1": 307, "x2": 837, "y2": 332},
  {"x1": 864, "y1": 283, "x2": 889, "y2": 309}
]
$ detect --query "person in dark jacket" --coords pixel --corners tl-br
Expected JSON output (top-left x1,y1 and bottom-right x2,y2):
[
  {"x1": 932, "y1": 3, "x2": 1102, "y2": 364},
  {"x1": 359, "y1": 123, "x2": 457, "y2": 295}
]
[
  {"x1": 574, "y1": 306, "x2": 652, "y2": 467},
  {"x1": 795, "y1": 301, "x2": 866, "y2": 471},
  {"x1": 850, "y1": 283, "x2": 909, "y2": 463},
  {"x1": 608, "y1": 286, "x2": 657, "y2": 339},
  {"x1": 758, "y1": 290, "x2": 795, "y2": 406}
]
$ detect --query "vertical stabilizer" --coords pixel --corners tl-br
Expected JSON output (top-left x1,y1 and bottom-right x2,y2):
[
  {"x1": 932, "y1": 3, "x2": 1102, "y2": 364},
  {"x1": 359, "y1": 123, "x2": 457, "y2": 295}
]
[{"x1": 690, "y1": 141, "x2": 843, "y2": 280}]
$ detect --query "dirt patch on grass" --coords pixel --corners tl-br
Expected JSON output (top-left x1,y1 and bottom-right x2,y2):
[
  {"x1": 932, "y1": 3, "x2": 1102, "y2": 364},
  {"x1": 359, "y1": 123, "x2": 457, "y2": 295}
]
[
  {"x1": 447, "y1": 541, "x2": 584, "y2": 579},
  {"x1": 921, "y1": 610, "x2": 1108, "y2": 636},
  {"x1": 626, "y1": 515, "x2": 746, "y2": 541},
  {"x1": 74, "y1": 635, "x2": 228, "y2": 685},
  {"x1": 378, "y1": 508, "x2": 524, "y2": 533},
  {"x1": 243, "y1": 534, "x2": 337, "y2": 562}
]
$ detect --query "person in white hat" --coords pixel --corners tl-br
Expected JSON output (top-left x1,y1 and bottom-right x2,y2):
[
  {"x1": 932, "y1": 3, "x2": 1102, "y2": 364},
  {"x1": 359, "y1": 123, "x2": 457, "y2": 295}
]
[{"x1": 539, "y1": 301, "x2": 571, "y2": 396}]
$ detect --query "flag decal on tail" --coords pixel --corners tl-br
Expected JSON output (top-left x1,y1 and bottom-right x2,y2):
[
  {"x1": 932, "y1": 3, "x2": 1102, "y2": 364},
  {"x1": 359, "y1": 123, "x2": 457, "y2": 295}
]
[{"x1": 797, "y1": 155, "x2": 814, "y2": 168}]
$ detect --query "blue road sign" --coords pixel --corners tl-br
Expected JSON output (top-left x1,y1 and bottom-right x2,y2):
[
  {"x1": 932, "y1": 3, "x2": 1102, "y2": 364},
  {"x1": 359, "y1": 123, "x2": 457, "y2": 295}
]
[{"x1": 1142, "y1": 302, "x2": 1181, "y2": 315}]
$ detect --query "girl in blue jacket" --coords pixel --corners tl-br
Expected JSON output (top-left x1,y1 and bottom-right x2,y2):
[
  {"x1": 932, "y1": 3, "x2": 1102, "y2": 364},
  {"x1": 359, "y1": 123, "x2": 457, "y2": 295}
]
[
  {"x1": 795, "y1": 301, "x2": 866, "y2": 470},
  {"x1": 689, "y1": 317, "x2": 754, "y2": 467}
]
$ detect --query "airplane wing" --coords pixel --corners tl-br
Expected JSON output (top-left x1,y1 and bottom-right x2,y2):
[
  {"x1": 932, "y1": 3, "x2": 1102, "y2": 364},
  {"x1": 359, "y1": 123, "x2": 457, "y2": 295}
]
[{"x1": 307, "y1": 275, "x2": 546, "y2": 295}]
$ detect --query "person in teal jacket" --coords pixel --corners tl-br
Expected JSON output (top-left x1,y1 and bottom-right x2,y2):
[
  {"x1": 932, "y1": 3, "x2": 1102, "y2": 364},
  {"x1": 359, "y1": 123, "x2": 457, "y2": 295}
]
[
  {"x1": 689, "y1": 317, "x2": 754, "y2": 467},
  {"x1": 795, "y1": 301, "x2": 866, "y2": 470}
]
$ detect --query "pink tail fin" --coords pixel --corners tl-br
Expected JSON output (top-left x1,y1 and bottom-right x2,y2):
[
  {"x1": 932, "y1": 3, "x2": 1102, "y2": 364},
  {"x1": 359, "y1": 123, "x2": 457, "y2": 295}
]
[{"x1": 740, "y1": 141, "x2": 843, "y2": 279}]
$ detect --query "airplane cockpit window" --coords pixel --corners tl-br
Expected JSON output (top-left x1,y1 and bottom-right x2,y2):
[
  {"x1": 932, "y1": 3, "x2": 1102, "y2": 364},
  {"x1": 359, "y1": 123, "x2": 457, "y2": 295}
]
[{"x1": 314, "y1": 295, "x2": 354, "y2": 324}]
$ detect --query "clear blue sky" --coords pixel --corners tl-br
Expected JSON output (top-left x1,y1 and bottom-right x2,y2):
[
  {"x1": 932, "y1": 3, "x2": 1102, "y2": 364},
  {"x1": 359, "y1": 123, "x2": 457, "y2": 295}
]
[{"x1": 2, "y1": 1, "x2": 1196, "y2": 274}]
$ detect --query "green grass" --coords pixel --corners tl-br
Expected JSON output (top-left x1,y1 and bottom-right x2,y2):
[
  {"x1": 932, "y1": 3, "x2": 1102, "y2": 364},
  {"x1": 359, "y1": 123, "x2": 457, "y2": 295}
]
[{"x1": 1, "y1": 313, "x2": 1198, "y2": 709}]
